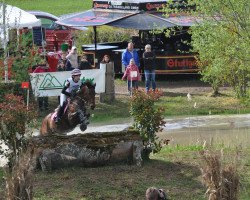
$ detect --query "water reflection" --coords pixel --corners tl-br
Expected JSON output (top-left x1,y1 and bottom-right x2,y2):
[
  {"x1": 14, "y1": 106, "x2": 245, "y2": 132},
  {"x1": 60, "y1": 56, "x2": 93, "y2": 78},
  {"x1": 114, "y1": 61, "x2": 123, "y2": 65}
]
[{"x1": 158, "y1": 114, "x2": 250, "y2": 147}]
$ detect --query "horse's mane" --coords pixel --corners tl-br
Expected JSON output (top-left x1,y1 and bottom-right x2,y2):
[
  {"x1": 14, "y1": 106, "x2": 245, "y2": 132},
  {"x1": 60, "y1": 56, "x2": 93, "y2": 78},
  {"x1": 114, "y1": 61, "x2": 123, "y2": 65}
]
[{"x1": 82, "y1": 80, "x2": 96, "y2": 88}]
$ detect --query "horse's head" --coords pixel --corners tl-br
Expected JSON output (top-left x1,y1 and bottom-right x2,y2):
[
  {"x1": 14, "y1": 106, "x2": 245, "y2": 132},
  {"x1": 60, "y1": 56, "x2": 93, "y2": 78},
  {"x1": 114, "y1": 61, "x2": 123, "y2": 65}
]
[{"x1": 77, "y1": 80, "x2": 96, "y2": 110}]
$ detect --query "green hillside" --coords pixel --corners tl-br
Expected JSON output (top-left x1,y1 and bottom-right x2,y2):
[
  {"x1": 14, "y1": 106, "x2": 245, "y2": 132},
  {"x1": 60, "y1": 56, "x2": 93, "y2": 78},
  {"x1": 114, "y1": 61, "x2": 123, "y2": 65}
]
[{"x1": 6, "y1": 0, "x2": 92, "y2": 16}]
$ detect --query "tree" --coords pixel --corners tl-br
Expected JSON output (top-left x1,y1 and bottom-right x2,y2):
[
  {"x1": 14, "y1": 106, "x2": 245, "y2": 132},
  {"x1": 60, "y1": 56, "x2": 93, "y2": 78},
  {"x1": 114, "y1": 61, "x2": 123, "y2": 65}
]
[
  {"x1": 130, "y1": 90, "x2": 165, "y2": 160},
  {"x1": 164, "y1": 0, "x2": 250, "y2": 98}
]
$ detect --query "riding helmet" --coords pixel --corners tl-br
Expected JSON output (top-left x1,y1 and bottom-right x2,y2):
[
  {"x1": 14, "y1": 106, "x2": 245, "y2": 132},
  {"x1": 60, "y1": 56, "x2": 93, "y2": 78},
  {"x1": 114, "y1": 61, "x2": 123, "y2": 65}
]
[{"x1": 71, "y1": 68, "x2": 82, "y2": 76}]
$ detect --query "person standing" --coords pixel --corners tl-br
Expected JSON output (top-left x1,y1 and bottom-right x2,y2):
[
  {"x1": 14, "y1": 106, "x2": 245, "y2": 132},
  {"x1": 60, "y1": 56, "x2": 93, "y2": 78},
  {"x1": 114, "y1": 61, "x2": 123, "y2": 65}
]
[
  {"x1": 79, "y1": 54, "x2": 92, "y2": 70},
  {"x1": 66, "y1": 46, "x2": 78, "y2": 70},
  {"x1": 33, "y1": 61, "x2": 52, "y2": 111},
  {"x1": 143, "y1": 44, "x2": 156, "y2": 92},
  {"x1": 101, "y1": 54, "x2": 110, "y2": 64},
  {"x1": 122, "y1": 58, "x2": 141, "y2": 95},
  {"x1": 122, "y1": 42, "x2": 140, "y2": 72}
]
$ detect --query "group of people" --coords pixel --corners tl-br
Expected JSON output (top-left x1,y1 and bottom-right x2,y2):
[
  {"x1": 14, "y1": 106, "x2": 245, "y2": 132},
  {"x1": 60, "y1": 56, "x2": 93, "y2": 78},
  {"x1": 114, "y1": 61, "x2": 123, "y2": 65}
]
[
  {"x1": 121, "y1": 42, "x2": 157, "y2": 94},
  {"x1": 57, "y1": 46, "x2": 93, "y2": 71},
  {"x1": 33, "y1": 46, "x2": 97, "y2": 111}
]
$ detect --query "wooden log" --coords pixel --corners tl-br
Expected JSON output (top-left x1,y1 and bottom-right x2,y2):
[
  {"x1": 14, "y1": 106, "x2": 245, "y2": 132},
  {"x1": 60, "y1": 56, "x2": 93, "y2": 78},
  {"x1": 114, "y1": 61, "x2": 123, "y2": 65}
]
[{"x1": 30, "y1": 128, "x2": 143, "y2": 171}]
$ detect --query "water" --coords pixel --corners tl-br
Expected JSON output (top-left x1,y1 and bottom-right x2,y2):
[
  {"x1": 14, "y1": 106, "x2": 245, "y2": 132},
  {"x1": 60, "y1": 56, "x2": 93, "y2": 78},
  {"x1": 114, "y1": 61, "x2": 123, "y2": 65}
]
[
  {"x1": 158, "y1": 114, "x2": 250, "y2": 147},
  {"x1": 1, "y1": 114, "x2": 249, "y2": 167}
]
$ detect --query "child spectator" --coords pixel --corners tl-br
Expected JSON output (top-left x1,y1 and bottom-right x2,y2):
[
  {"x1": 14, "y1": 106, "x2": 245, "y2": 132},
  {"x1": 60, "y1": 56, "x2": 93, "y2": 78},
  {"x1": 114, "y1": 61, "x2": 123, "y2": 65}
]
[
  {"x1": 57, "y1": 59, "x2": 66, "y2": 71},
  {"x1": 122, "y1": 58, "x2": 141, "y2": 95},
  {"x1": 79, "y1": 54, "x2": 92, "y2": 70},
  {"x1": 101, "y1": 54, "x2": 110, "y2": 64}
]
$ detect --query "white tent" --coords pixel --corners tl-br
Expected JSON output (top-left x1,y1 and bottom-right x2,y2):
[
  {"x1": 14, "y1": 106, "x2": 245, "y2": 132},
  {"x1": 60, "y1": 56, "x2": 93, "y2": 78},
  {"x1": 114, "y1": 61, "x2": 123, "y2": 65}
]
[
  {"x1": 0, "y1": 3, "x2": 41, "y2": 29},
  {"x1": 0, "y1": 3, "x2": 41, "y2": 81}
]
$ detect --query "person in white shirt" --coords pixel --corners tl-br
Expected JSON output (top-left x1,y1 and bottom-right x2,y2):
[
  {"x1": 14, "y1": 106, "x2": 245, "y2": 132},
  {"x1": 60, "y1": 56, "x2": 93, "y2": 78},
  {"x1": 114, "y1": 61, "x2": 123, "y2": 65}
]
[{"x1": 66, "y1": 46, "x2": 79, "y2": 69}]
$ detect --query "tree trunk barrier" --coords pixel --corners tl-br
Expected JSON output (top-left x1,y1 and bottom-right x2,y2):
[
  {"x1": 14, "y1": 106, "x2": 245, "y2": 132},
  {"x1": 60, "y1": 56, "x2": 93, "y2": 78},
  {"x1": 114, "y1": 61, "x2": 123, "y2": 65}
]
[
  {"x1": 99, "y1": 62, "x2": 115, "y2": 104},
  {"x1": 30, "y1": 128, "x2": 143, "y2": 172}
]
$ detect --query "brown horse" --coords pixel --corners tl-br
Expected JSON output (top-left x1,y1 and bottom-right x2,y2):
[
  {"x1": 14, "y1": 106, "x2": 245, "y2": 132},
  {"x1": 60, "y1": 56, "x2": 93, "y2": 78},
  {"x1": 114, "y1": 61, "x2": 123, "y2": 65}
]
[{"x1": 40, "y1": 81, "x2": 96, "y2": 136}]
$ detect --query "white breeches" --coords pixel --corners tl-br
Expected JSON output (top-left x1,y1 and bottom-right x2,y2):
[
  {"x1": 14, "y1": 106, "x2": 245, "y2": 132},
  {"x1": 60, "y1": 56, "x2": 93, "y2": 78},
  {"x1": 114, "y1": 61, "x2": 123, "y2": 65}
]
[{"x1": 60, "y1": 93, "x2": 67, "y2": 107}]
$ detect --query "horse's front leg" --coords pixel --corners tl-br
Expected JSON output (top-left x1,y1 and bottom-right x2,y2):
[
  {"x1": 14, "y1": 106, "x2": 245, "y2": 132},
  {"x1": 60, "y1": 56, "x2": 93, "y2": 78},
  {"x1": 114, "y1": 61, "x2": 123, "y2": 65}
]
[{"x1": 77, "y1": 109, "x2": 89, "y2": 131}]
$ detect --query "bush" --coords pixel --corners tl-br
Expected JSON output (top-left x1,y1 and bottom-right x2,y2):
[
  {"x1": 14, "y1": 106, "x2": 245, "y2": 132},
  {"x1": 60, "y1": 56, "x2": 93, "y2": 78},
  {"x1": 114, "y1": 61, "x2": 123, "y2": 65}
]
[
  {"x1": 73, "y1": 26, "x2": 137, "y2": 47},
  {"x1": 200, "y1": 149, "x2": 240, "y2": 200},
  {"x1": 0, "y1": 94, "x2": 37, "y2": 168},
  {"x1": 130, "y1": 90, "x2": 165, "y2": 159}
]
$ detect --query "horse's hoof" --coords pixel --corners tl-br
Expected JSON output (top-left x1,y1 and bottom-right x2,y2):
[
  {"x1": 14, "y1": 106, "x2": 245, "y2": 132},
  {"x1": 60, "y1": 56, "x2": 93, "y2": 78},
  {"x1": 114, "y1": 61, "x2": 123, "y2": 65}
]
[{"x1": 80, "y1": 124, "x2": 87, "y2": 132}]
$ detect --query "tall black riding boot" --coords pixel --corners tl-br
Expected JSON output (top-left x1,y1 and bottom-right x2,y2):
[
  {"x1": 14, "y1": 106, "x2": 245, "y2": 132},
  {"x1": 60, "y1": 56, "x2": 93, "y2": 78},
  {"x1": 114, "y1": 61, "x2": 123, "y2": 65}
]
[{"x1": 55, "y1": 105, "x2": 64, "y2": 123}]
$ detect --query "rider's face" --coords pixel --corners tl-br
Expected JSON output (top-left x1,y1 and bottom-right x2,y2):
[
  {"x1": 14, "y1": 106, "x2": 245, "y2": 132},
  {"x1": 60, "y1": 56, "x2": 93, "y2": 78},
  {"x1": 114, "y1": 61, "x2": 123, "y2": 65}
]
[{"x1": 73, "y1": 75, "x2": 81, "y2": 82}]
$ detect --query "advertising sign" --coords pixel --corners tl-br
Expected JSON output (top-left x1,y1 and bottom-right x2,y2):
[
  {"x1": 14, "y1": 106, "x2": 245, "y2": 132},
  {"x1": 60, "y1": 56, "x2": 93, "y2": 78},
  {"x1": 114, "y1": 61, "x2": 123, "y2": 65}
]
[{"x1": 30, "y1": 69, "x2": 105, "y2": 97}]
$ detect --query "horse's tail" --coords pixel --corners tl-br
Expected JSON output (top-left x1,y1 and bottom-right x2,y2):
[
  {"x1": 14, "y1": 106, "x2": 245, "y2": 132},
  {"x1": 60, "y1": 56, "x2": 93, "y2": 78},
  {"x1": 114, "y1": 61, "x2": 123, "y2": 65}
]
[{"x1": 40, "y1": 114, "x2": 51, "y2": 136}]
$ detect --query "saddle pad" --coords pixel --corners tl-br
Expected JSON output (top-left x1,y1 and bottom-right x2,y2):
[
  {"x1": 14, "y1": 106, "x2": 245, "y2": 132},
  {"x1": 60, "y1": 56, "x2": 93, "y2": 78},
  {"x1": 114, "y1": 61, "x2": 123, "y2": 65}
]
[{"x1": 51, "y1": 112, "x2": 57, "y2": 121}]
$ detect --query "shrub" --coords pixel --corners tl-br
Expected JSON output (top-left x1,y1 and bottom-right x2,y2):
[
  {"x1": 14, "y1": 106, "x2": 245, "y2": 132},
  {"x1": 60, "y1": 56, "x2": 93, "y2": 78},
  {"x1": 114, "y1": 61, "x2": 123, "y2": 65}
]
[
  {"x1": 130, "y1": 89, "x2": 165, "y2": 159},
  {"x1": 200, "y1": 149, "x2": 240, "y2": 200},
  {"x1": 0, "y1": 94, "x2": 37, "y2": 168},
  {"x1": 73, "y1": 26, "x2": 137, "y2": 46},
  {"x1": 4, "y1": 148, "x2": 35, "y2": 200}
]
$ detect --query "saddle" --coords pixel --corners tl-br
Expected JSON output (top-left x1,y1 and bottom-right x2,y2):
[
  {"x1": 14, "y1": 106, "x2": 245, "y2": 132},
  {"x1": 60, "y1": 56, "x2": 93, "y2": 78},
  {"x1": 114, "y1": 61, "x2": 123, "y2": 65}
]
[{"x1": 52, "y1": 99, "x2": 71, "y2": 122}]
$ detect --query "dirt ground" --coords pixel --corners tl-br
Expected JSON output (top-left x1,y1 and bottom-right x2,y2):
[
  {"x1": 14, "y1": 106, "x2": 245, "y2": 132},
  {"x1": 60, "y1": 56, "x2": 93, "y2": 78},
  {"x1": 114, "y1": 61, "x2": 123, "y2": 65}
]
[{"x1": 114, "y1": 75, "x2": 230, "y2": 96}]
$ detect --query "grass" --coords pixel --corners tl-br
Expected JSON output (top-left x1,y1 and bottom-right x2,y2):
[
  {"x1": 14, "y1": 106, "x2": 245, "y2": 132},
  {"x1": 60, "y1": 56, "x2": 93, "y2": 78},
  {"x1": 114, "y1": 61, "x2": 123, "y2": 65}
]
[
  {"x1": 159, "y1": 93, "x2": 249, "y2": 116},
  {"x1": 36, "y1": 79, "x2": 250, "y2": 125},
  {"x1": 1, "y1": 145, "x2": 249, "y2": 199},
  {"x1": 6, "y1": 0, "x2": 92, "y2": 16}
]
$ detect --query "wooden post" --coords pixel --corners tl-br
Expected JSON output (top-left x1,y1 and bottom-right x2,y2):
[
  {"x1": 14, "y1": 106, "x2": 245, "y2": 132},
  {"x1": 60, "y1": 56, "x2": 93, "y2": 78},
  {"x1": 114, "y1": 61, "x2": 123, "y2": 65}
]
[{"x1": 99, "y1": 62, "x2": 115, "y2": 103}]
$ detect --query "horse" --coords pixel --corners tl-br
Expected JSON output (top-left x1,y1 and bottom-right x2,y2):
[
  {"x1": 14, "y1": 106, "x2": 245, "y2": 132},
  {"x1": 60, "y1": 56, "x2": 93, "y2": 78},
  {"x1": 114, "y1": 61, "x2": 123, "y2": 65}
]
[{"x1": 40, "y1": 81, "x2": 96, "y2": 136}]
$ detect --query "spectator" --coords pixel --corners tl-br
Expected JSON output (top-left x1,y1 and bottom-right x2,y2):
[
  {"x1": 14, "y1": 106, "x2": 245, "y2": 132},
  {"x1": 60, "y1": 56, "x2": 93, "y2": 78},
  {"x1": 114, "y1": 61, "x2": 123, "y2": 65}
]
[
  {"x1": 33, "y1": 62, "x2": 52, "y2": 111},
  {"x1": 66, "y1": 46, "x2": 78, "y2": 69},
  {"x1": 145, "y1": 187, "x2": 168, "y2": 200},
  {"x1": 79, "y1": 54, "x2": 92, "y2": 70},
  {"x1": 122, "y1": 58, "x2": 141, "y2": 95},
  {"x1": 57, "y1": 59, "x2": 66, "y2": 71},
  {"x1": 143, "y1": 44, "x2": 156, "y2": 92},
  {"x1": 101, "y1": 54, "x2": 110, "y2": 64},
  {"x1": 122, "y1": 42, "x2": 140, "y2": 72},
  {"x1": 57, "y1": 52, "x2": 68, "y2": 71}
]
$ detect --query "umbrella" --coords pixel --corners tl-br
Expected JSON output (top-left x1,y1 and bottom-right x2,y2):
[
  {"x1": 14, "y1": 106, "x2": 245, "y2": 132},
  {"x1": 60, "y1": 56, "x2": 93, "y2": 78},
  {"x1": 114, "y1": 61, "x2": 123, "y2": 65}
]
[
  {"x1": 152, "y1": 13, "x2": 203, "y2": 27},
  {"x1": 56, "y1": 9, "x2": 136, "y2": 50},
  {"x1": 107, "y1": 12, "x2": 175, "y2": 30}
]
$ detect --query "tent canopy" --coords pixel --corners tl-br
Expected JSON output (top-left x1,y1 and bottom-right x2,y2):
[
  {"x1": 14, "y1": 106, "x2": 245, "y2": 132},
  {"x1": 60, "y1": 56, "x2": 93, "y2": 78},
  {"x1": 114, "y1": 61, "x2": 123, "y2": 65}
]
[
  {"x1": 56, "y1": 9, "x2": 136, "y2": 27},
  {"x1": 152, "y1": 13, "x2": 202, "y2": 27},
  {"x1": 0, "y1": 4, "x2": 41, "y2": 47},
  {"x1": 107, "y1": 12, "x2": 175, "y2": 30},
  {"x1": 0, "y1": 3, "x2": 41, "y2": 29}
]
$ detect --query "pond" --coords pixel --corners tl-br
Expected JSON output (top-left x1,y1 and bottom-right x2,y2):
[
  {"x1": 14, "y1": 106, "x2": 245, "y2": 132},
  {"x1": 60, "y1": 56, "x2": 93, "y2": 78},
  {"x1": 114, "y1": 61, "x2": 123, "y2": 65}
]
[
  {"x1": 158, "y1": 114, "x2": 250, "y2": 147},
  {"x1": 1, "y1": 114, "x2": 249, "y2": 167}
]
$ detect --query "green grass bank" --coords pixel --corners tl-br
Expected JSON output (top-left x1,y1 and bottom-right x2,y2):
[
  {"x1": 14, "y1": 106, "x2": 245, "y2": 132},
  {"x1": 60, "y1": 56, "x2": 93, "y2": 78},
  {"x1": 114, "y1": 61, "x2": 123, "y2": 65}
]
[{"x1": 6, "y1": 0, "x2": 92, "y2": 16}]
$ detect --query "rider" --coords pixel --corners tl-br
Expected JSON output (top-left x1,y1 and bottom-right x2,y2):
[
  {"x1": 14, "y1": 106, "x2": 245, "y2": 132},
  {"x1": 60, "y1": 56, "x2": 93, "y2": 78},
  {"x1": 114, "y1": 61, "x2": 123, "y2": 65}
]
[{"x1": 55, "y1": 68, "x2": 83, "y2": 123}]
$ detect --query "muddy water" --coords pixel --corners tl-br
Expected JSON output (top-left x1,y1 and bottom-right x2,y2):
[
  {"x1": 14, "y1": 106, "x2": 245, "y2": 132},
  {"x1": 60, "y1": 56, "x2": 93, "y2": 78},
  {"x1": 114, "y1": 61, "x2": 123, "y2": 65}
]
[
  {"x1": 158, "y1": 114, "x2": 250, "y2": 147},
  {"x1": 1, "y1": 114, "x2": 249, "y2": 167}
]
